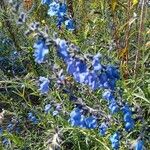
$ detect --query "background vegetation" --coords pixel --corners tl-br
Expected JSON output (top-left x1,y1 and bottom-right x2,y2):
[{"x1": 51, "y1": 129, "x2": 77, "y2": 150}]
[{"x1": 0, "y1": 0, "x2": 150, "y2": 150}]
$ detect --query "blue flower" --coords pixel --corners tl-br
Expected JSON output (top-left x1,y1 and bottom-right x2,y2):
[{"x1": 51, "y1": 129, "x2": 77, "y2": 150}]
[
  {"x1": 135, "y1": 140, "x2": 144, "y2": 150},
  {"x1": 7, "y1": 123, "x2": 14, "y2": 132},
  {"x1": 0, "y1": 127, "x2": 3, "y2": 136},
  {"x1": 2, "y1": 138, "x2": 9, "y2": 145},
  {"x1": 56, "y1": 16, "x2": 65, "y2": 28},
  {"x1": 44, "y1": 104, "x2": 52, "y2": 113},
  {"x1": 67, "y1": 59, "x2": 87, "y2": 76},
  {"x1": 102, "y1": 90, "x2": 115, "y2": 102},
  {"x1": 110, "y1": 132, "x2": 120, "y2": 150},
  {"x1": 48, "y1": 1, "x2": 60, "y2": 16},
  {"x1": 73, "y1": 72, "x2": 88, "y2": 83},
  {"x1": 123, "y1": 112, "x2": 132, "y2": 122},
  {"x1": 98, "y1": 73, "x2": 108, "y2": 86},
  {"x1": 52, "y1": 110, "x2": 59, "y2": 116},
  {"x1": 55, "y1": 38, "x2": 69, "y2": 60},
  {"x1": 106, "y1": 66, "x2": 120, "y2": 80},
  {"x1": 125, "y1": 121, "x2": 134, "y2": 132},
  {"x1": 41, "y1": 0, "x2": 51, "y2": 5},
  {"x1": 92, "y1": 54, "x2": 102, "y2": 71},
  {"x1": 67, "y1": 59, "x2": 77, "y2": 75},
  {"x1": 28, "y1": 112, "x2": 38, "y2": 124},
  {"x1": 39, "y1": 77, "x2": 50, "y2": 94},
  {"x1": 56, "y1": 104, "x2": 62, "y2": 111},
  {"x1": 33, "y1": 39, "x2": 49, "y2": 64},
  {"x1": 69, "y1": 108, "x2": 85, "y2": 128},
  {"x1": 108, "y1": 101, "x2": 119, "y2": 114},
  {"x1": 65, "y1": 19, "x2": 75, "y2": 31},
  {"x1": 122, "y1": 104, "x2": 134, "y2": 131},
  {"x1": 84, "y1": 116, "x2": 97, "y2": 129},
  {"x1": 58, "y1": 3, "x2": 67, "y2": 16},
  {"x1": 84, "y1": 71, "x2": 100, "y2": 90},
  {"x1": 99, "y1": 122, "x2": 108, "y2": 136}
]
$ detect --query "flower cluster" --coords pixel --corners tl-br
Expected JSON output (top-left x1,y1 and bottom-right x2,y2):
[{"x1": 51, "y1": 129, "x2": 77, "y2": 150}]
[
  {"x1": 29, "y1": 12, "x2": 142, "y2": 150},
  {"x1": 69, "y1": 108, "x2": 97, "y2": 129},
  {"x1": 42, "y1": 0, "x2": 75, "y2": 30},
  {"x1": 55, "y1": 38, "x2": 119, "y2": 91}
]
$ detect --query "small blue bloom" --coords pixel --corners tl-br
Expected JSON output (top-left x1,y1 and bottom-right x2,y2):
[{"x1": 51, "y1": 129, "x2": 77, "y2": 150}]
[
  {"x1": 102, "y1": 90, "x2": 115, "y2": 102},
  {"x1": 99, "y1": 122, "x2": 108, "y2": 136},
  {"x1": 56, "y1": 16, "x2": 65, "y2": 28},
  {"x1": 41, "y1": 0, "x2": 51, "y2": 5},
  {"x1": 7, "y1": 123, "x2": 14, "y2": 132},
  {"x1": 39, "y1": 77, "x2": 50, "y2": 94},
  {"x1": 122, "y1": 104, "x2": 134, "y2": 131},
  {"x1": 2, "y1": 138, "x2": 9, "y2": 145},
  {"x1": 58, "y1": 3, "x2": 67, "y2": 16},
  {"x1": 106, "y1": 66, "x2": 120, "y2": 80},
  {"x1": 56, "y1": 104, "x2": 62, "y2": 111},
  {"x1": 73, "y1": 72, "x2": 88, "y2": 83},
  {"x1": 125, "y1": 121, "x2": 134, "y2": 132},
  {"x1": 65, "y1": 19, "x2": 75, "y2": 31},
  {"x1": 110, "y1": 132, "x2": 120, "y2": 150},
  {"x1": 0, "y1": 127, "x2": 3, "y2": 136},
  {"x1": 85, "y1": 116, "x2": 97, "y2": 129},
  {"x1": 52, "y1": 110, "x2": 59, "y2": 116},
  {"x1": 33, "y1": 39, "x2": 49, "y2": 64},
  {"x1": 108, "y1": 101, "x2": 119, "y2": 114},
  {"x1": 48, "y1": 1, "x2": 60, "y2": 16},
  {"x1": 69, "y1": 108, "x2": 85, "y2": 128},
  {"x1": 135, "y1": 140, "x2": 144, "y2": 150},
  {"x1": 28, "y1": 112, "x2": 38, "y2": 124},
  {"x1": 122, "y1": 104, "x2": 132, "y2": 115},
  {"x1": 123, "y1": 112, "x2": 132, "y2": 122},
  {"x1": 44, "y1": 104, "x2": 52, "y2": 113},
  {"x1": 92, "y1": 54, "x2": 102, "y2": 71},
  {"x1": 55, "y1": 38, "x2": 69, "y2": 60}
]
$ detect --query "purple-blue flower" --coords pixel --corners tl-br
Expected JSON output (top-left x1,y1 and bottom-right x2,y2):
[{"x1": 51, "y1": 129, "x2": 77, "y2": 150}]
[
  {"x1": 108, "y1": 101, "x2": 119, "y2": 114},
  {"x1": 92, "y1": 54, "x2": 102, "y2": 71},
  {"x1": 135, "y1": 140, "x2": 144, "y2": 150},
  {"x1": 110, "y1": 132, "x2": 120, "y2": 150},
  {"x1": 52, "y1": 110, "x2": 59, "y2": 116},
  {"x1": 41, "y1": 0, "x2": 51, "y2": 5},
  {"x1": 55, "y1": 38, "x2": 69, "y2": 60},
  {"x1": 102, "y1": 90, "x2": 115, "y2": 102},
  {"x1": 33, "y1": 39, "x2": 49, "y2": 64},
  {"x1": 39, "y1": 77, "x2": 50, "y2": 94},
  {"x1": 48, "y1": 1, "x2": 60, "y2": 16},
  {"x1": 0, "y1": 127, "x2": 3, "y2": 136},
  {"x1": 99, "y1": 122, "x2": 108, "y2": 136},
  {"x1": 65, "y1": 19, "x2": 75, "y2": 31},
  {"x1": 28, "y1": 112, "x2": 38, "y2": 124},
  {"x1": 122, "y1": 104, "x2": 134, "y2": 131},
  {"x1": 44, "y1": 104, "x2": 52, "y2": 113},
  {"x1": 85, "y1": 116, "x2": 97, "y2": 129},
  {"x1": 69, "y1": 108, "x2": 85, "y2": 128}
]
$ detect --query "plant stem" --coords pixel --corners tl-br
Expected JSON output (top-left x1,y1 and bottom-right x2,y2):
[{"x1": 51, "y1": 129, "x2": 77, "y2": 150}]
[{"x1": 134, "y1": 0, "x2": 147, "y2": 75}]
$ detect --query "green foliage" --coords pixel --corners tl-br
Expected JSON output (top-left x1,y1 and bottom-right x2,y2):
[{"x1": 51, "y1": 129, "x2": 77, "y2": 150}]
[{"x1": 0, "y1": 0, "x2": 150, "y2": 149}]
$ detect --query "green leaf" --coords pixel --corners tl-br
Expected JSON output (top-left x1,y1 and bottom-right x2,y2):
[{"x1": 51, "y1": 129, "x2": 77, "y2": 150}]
[{"x1": 3, "y1": 132, "x2": 24, "y2": 147}]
